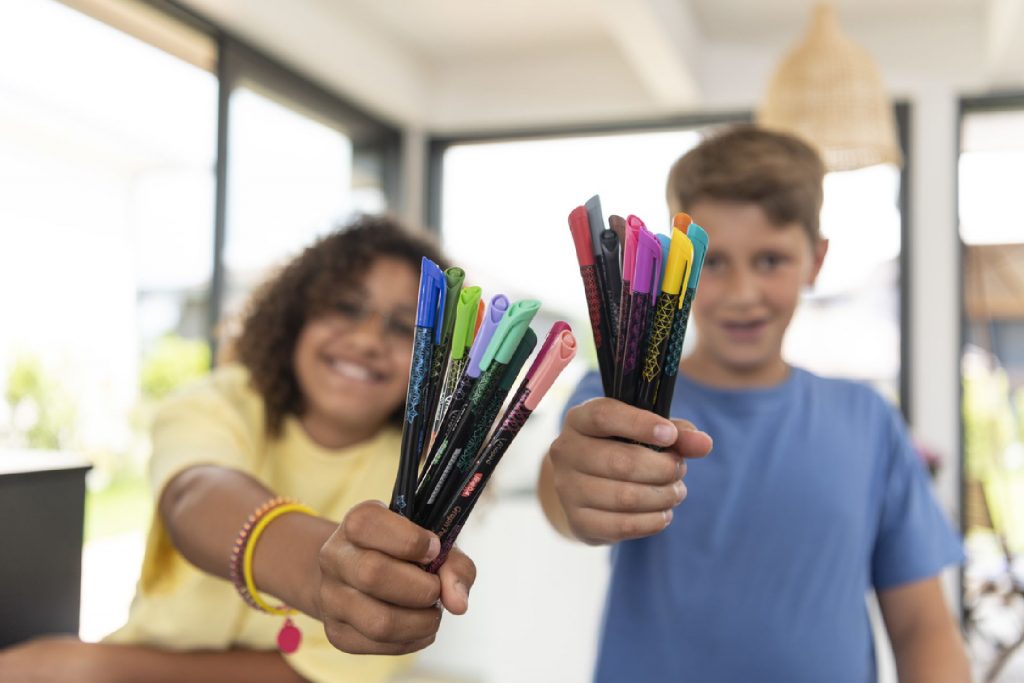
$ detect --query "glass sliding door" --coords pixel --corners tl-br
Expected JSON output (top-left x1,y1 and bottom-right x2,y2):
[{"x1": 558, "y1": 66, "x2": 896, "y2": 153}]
[{"x1": 959, "y1": 103, "x2": 1024, "y2": 683}]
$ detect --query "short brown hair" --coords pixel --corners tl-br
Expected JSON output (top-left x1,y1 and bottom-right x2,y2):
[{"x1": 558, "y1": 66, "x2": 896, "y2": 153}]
[
  {"x1": 667, "y1": 125, "x2": 826, "y2": 241},
  {"x1": 233, "y1": 214, "x2": 448, "y2": 437}
]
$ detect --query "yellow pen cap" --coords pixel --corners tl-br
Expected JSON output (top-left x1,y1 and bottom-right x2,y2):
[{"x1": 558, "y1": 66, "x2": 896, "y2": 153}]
[{"x1": 662, "y1": 228, "x2": 694, "y2": 296}]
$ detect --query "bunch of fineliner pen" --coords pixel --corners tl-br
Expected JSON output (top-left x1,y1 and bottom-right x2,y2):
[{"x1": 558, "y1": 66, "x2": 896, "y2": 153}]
[
  {"x1": 390, "y1": 257, "x2": 577, "y2": 571},
  {"x1": 568, "y1": 196, "x2": 708, "y2": 417}
]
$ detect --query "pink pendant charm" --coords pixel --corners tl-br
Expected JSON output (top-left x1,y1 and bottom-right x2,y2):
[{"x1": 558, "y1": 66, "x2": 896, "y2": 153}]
[{"x1": 277, "y1": 617, "x2": 301, "y2": 654}]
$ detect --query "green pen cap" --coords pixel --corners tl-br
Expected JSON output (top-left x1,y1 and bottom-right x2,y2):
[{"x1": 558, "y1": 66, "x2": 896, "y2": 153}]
[
  {"x1": 497, "y1": 328, "x2": 537, "y2": 392},
  {"x1": 480, "y1": 299, "x2": 541, "y2": 371},
  {"x1": 450, "y1": 286, "x2": 482, "y2": 360},
  {"x1": 438, "y1": 268, "x2": 465, "y2": 346}
]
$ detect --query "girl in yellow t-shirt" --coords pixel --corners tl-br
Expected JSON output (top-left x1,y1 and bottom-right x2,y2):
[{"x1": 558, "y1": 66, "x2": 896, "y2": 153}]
[{"x1": 0, "y1": 215, "x2": 477, "y2": 683}]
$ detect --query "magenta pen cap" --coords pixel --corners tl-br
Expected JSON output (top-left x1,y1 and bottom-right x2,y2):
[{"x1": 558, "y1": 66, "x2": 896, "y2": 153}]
[
  {"x1": 631, "y1": 230, "x2": 663, "y2": 302},
  {"x1": 525, "y1": 321, "x2": 572, "y2": 381}
]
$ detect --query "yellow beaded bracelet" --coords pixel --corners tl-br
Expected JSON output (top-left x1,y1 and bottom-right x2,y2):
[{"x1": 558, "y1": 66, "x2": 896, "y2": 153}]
[
  {"x1": 238, "y1": 501, "x2": 315, "y2": 653},
  {"x1": 242, "y1": 502, "x2": 315, "y2": 615}
]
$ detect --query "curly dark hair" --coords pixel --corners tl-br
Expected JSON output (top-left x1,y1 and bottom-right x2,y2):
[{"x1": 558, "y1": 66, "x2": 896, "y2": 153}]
[{"x1": 233, "y1": 214, "x2": 448, "y2": 438}]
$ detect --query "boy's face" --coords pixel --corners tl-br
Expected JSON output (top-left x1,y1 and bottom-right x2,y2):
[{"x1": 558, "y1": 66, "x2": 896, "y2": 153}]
[{"x1": 684, "y1": 200, "x2": 828, "y2": 385}]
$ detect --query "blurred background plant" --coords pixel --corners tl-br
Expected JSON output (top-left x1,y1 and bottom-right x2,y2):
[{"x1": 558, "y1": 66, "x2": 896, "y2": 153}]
[
  {"x1": 1, "y1": 335, "x2": 210, "y2": 542},
  {"x1": 2, "y1": 353, "x2": 77, "y2": 451},
  {"x1": 961, "y1": 347, "x2": 1024, "y2": 683}
]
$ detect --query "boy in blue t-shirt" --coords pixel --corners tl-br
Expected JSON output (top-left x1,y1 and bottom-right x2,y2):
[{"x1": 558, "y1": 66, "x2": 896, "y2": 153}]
[{"x1": 538, "y1": 126, "x2": 970, "y2": 682}]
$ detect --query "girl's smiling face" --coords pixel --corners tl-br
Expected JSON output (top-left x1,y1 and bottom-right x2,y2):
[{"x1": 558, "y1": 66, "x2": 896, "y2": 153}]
[{"x1": 292, "y1": 257, "x2": 419, "y2": 448}]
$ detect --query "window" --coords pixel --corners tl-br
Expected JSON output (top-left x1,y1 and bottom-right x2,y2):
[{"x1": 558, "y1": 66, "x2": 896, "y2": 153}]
[
  {"x1": 0, "y1": 0, "x2": 399, "y2": 643},
  {"x1": 785, "y1": 164, "x2": 903, "y2": 402},
  {"x1": 959, "y1": 103, "x2": 1024, "y2": 682},
  {"x1": 222, "y1": 85, "x2": 365, "y2": 318},
  {"x1": 214, "y1": 42, "x2": 398, "y2": 338},
  {"x1": 0, "y1": 0, "x2": 217, "y2": 640}
]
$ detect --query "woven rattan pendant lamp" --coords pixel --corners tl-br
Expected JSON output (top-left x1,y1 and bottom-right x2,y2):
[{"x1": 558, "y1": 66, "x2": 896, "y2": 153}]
[{"x1": 757, "y1": 3, "x2": 902, "y2": 171}]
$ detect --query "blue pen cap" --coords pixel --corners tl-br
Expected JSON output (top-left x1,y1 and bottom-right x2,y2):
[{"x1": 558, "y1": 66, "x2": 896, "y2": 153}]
[
  {"x1": 416, "y1": 257, "x2": 447, "y2": 343},
  {"x1": 686, "y1": 224, "x2": 709, "y2": 290},
  {"x1": 466, "y1": 294, "x2": 509, "y2": 377},
  {"x1": 655, "y1": 233, "x2": 671, "y2": 293}
]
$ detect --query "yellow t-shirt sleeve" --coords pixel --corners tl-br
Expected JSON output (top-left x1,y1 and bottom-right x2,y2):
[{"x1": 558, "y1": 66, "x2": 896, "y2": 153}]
[{"x1": 148, "y1": 375, "x2": 258, "y2": 499}]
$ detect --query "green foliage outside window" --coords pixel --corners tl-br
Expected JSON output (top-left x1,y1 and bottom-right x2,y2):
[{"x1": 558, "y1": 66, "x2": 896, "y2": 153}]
[{"x1": 3, "y1": 353, "x2": 76, "y2": 450}]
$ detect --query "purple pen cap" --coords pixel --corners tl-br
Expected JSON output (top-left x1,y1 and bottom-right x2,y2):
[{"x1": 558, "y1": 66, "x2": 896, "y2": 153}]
[
  {"x1": 466, "y1": 294, "x2": 510, "y2": 377},
  {"x1": 525, "y1": 321, "x2": 571, "y2": 381},
  {"x1": 623, "y1": 217, "x2": 642, "y2": 282},
  {"x1": 416, "y1": 257, "x2": 447, "y2": 343},
  {"x1": 632, "y1": 229, "x2": 663, "y2": 304}
]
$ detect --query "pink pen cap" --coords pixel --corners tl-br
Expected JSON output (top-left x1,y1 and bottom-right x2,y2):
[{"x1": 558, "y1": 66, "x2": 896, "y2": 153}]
[
  {"x1": 569, "y1": 206, "x2": 594, "y2": 267},
  {"x1": 525, "y1": 321, "x2": 572, "y2": 381},
  {"x1": 632, "y1": 229, "x2": 663, "y2": 304},
  {"x1": 524, "y1": 329, "x2": 577, "y2": 411},
  {"x1": 623, "y1": 216, "x2": 643, "y2": 281}
]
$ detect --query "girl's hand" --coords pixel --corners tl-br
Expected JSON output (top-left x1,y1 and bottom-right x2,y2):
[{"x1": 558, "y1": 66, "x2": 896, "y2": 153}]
[
  {"x1": 547, "y1": 398, "x2": 712, "y2": 545},
  {"x1": 316, "y1": 500, "x2": 476, "y2": 655}
]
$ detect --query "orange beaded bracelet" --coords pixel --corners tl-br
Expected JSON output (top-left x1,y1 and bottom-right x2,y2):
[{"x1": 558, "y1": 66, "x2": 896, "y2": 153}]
[{"x1": 229, "y1": 496, "x2": 314, "y2": 653}]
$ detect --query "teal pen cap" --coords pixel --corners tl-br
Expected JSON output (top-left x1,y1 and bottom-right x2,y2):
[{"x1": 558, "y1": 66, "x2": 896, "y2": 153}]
[
  {"x1": 480, "y1": 300, "x2": 541, "y2": 372},
  {"x1": 685, "y1": 224, "x2": 709, "y2": 290},
  {"x1": 655, "y1": 233, "x2": 671, "y2": 293}
]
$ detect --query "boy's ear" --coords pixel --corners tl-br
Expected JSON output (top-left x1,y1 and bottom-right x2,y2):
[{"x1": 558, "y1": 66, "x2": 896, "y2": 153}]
[{"x1": 807, "y1": 238, "x2": 829, "y2": 287}]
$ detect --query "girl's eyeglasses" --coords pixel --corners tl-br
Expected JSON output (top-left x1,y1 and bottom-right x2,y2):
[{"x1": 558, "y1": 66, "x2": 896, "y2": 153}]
[{"x1": 327, "y1": 300, "x2": 417, "y2": 348}]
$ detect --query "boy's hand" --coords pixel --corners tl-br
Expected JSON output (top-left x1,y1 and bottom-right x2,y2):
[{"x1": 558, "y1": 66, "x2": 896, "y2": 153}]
[
  {"x1": 316, "y1": 501, "x2": 476, "y2": 655},
  {"x1": 548, "y1": 398, "x2": 712, "y2": 545}
]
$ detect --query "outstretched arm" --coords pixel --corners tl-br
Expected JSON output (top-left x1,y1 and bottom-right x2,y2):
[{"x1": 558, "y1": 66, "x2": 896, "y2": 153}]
[
  {"x1": 879, "y1": 576, "x2": 972, "y2": 683},
  {"x1": 160, "y1": 466, "x2": 477, "y2": 654},
  {"x1": 0, "y1": 637, "x2": 306, "y2": 683}
]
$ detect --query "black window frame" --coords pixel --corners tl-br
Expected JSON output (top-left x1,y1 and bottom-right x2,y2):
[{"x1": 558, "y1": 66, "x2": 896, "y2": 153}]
[{"x1": 139, "y1": 0, "x2": 402, "y2": 358}]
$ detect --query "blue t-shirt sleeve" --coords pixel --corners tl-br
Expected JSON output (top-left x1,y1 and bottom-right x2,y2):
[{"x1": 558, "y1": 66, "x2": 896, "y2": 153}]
[
  {"x1": 871, "y1": 404, "x2": 964, "y2": 590},
  {"x1": 560, "y1": 370, "x2": 605, "y2": 426}
]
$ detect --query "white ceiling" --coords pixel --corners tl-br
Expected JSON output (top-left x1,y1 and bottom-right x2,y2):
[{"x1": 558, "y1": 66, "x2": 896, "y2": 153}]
[
  {"x1": 693, "y1": 0, "x2": 983, "y2": 38},
  {"x1": 338, "y1": 0, "x2": 608, "y2": 60},
  {"x1": 176, "y1": 0, "x2": 1023, "y2": 132}
]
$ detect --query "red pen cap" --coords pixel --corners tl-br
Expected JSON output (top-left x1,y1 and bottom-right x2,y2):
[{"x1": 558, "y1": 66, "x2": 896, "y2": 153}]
[
  {"x1": 569, "y1": 206, "x2": 594, "y2": 267},
  {"x1": 524, "y1": 329, "x2": 577, "y2": 411}
]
